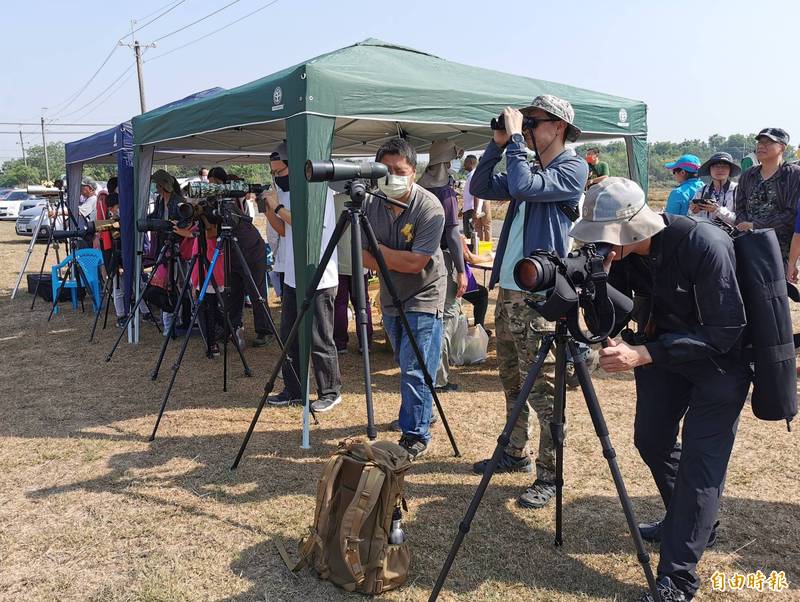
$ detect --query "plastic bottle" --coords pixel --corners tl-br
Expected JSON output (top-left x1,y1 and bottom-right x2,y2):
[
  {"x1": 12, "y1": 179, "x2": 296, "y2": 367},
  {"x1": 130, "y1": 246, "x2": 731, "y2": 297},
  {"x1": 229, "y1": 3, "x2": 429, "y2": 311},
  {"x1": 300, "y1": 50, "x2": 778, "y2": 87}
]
[{"x1": 388, "y1": 507, "x2": 405, "y2": 544}]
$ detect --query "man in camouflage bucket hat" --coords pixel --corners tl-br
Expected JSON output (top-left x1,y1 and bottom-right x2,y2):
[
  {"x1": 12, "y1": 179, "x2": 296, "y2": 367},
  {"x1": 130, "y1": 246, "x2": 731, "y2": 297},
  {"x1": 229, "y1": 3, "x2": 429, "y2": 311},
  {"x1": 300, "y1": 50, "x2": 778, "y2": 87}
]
[{"x1": 469, "y1": 95, "x2": 589, "y2": 510}]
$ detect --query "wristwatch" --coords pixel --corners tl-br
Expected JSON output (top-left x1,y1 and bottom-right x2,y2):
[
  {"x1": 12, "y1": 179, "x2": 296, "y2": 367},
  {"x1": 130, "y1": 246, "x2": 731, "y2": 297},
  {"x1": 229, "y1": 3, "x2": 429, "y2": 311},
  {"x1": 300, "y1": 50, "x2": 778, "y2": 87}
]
[{"x1": 510, "y1": 133, "x2": 525, "y2": 145}]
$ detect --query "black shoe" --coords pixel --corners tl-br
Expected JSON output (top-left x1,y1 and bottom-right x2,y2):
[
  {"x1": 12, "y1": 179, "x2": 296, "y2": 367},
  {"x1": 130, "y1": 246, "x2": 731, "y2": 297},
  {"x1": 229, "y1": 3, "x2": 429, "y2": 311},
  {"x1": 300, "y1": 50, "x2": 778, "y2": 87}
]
[
  {"x1": 638, "y1": 519, "x2": 717, "y2": 548},
  {"x1": 638, "y1": 576, "x2": 688, "y2": 602},
  {"x1": 472, "y1": 452, "x2": 533, "y2": 475},
  {"x1": 434, "y1": 382, "x2": 459, "y2": 393},
  {"x1": 311, "y1": 394, "x2": 342, "y2": 413},
  {"x1": 252, "y1": 333, "x2": 273, "y2": 347},
  {"x1": 116, "y1": 316, "x2": 127, "y2": 329},
  {"x1": 267, "y1": 389, "x2": 300, "y2": 407},
  {"x1": 399, "y1": 435, "x2": 429, "y2": 460},
  {"x1": 517, "y1": 479, "x2": 557, "y2": 509}
]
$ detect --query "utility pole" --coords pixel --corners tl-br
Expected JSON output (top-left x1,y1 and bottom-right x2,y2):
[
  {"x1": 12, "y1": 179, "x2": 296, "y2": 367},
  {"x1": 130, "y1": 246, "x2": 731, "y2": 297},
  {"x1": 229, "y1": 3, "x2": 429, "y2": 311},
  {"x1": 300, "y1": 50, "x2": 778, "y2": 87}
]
[
  {"x1": 18, "y1": 131, "x2": 26, "y2": 166},
  {"x1": 119, "y1": 21, "x2": 156, "y2": 114},
  {"x1": 40, "y1": 115, "x2": 50, "y2": 180}
]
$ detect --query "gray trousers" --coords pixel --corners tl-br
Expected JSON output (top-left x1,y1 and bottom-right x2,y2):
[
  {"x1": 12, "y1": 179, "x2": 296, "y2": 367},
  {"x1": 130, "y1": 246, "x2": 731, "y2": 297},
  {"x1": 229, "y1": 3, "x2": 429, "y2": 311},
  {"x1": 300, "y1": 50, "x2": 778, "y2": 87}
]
[{"x1": 435, "y1": 250, "x2": 462, "y2": 387}]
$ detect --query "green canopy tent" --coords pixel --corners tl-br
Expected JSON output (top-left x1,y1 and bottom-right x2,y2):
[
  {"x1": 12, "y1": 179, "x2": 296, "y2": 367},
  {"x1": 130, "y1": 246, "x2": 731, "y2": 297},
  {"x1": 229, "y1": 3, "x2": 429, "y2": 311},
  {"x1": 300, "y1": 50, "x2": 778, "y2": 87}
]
[{"x1": 131, "y1": 38, "x2": 647, "y2": 447}]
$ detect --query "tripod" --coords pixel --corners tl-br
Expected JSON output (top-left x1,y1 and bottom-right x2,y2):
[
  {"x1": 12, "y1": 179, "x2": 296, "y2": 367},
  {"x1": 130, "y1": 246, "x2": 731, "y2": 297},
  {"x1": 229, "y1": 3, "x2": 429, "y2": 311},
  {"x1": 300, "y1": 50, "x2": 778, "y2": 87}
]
[
  {"x1": 429, "y1": 319, "x2": 661, "y2": 602},
  {"x1": 89, "y1": 240, "x2": 123, "y2": 342},
  {"x1": 31, "y1": 190, "x2": 79, "y2": 311},
  {"x1": 11, "y1": 205, "x2": 49, "y2": 300},
  {"x1": 232, "y1": 181, "x2": 461, "y2": 470},
  {"x1": 149, "y1": 211, "x2": 299, "y2": 442}
]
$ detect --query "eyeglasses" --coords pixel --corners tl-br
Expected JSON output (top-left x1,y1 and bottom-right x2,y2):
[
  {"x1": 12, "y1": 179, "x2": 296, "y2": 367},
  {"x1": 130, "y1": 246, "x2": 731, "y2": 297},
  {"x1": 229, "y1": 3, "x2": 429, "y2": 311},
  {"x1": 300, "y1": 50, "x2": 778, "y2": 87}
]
[{"x1": 756, "y1": 139, "x2": 778, "y2": 146}]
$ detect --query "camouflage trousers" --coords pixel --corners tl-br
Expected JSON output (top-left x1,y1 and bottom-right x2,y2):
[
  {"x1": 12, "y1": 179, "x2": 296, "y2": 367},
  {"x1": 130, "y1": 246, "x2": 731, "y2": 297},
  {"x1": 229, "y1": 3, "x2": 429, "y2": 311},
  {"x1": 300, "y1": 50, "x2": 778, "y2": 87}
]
[{"x1": 495, "y1": 287, "x2": 557, "y2": 482}]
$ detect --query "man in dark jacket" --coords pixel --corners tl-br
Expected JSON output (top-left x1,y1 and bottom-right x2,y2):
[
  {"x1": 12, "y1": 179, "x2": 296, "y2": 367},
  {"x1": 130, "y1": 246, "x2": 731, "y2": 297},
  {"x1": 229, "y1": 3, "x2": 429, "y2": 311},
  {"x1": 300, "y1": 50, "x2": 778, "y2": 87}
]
[
  {"x1": 735, "y1": 127, "x2": 800, "y2": 264},
  {"x1": 571, "y1": 177, "x2": 751, "y2": 602}
]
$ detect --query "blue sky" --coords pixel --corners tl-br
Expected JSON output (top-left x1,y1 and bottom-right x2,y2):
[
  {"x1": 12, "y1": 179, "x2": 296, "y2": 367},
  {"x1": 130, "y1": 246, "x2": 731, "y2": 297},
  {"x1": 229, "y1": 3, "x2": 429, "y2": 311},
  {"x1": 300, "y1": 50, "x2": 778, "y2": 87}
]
[{"x1": 0, "y1": 0, "x2": 795, "y2": 160}]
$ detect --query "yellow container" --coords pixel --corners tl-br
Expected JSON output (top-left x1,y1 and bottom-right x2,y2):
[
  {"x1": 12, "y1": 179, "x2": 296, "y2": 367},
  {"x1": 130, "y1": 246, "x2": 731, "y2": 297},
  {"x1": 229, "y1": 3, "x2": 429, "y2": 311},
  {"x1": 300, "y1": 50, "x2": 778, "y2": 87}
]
[{"x1": 478, "y1": 240, "x2": 493, "y2": 255}]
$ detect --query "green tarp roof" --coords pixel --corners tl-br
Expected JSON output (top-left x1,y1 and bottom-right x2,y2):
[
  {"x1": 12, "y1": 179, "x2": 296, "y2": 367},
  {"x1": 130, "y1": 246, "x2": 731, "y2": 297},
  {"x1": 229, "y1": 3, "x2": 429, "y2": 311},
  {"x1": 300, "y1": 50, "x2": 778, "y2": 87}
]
[{"x1": 133, "y1": 38, "x2": 647, "y2": 157}]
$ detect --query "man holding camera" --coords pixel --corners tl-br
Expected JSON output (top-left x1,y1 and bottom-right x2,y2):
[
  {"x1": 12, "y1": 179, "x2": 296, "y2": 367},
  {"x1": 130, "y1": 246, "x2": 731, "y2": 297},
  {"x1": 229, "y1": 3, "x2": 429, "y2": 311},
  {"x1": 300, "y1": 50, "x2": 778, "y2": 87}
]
[
  {"x1": 571, "y1": 177, "x2": 750, "y2": 602},
  {"x1": 469, "y1": 95, "x2": 588, "y2": 509},
  {"x1": 363, "y1": 138, "x2": 446, "y2": 459},
  {"x1": 206, "y1": 167, "x2": 275, "y2": 348}
]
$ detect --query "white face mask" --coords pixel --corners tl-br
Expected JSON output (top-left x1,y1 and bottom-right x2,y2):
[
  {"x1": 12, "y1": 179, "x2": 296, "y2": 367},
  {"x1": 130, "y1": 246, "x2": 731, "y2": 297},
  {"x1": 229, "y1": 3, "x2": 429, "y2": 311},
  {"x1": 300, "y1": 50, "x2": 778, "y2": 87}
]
[{"x1": 378, "y1": 174, "x2": 412, "y2": 199}]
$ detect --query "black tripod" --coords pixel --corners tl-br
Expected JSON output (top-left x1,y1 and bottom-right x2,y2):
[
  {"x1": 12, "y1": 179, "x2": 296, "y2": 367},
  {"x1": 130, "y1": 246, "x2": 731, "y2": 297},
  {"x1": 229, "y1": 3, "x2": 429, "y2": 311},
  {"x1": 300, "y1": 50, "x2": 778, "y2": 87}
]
[
  {"x1": 429, "y1": 319, "x2": 661, "y2": 602},
  {"x1": 47, "y1": 233, "x2": 99, "y2": 321},
  {"x1": 232, "y1": 181, "x2": 461, "y2": 470},
  {"x1": 30, "y1": 188, "x2": 75, "y2": 311},
  {"x1": 89, "y1": 240, "x2": 122, "y2": 342}
]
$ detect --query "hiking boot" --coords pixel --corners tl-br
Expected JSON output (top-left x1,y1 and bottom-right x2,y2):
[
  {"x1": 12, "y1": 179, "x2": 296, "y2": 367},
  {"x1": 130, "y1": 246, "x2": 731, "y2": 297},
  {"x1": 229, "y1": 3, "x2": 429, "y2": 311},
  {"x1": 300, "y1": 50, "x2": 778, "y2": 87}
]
[
  {"x1": 638, "y1": 576, "x2": 688, "y2": 602},
  {"x1": 517, "y1": 479, "x2": 556, "y2": 509},
  {"x1": 399, "y1": 435, "x2": 429, "y2": 460},
  {"x1": 434, "y1": 382, "x2": 459, "y2": 393},
  {"x1": 638, "y1": 519, "x2": 717, "y2": 548},
  {"x1": 472, "y1": 452, "x2": 533, "y2": 475},
  {"x1": 267, "y1": 389, "x2": 301, "y2": 407},
  {"x1": 252, "y1": 333, "x2": 273, "y2": 347},
  {"x1": 311, "y1": 394, "x2": 342, "y2": 413},
  {"x1": 389, "y1": 411, "x2": 438, "y2": 432}
]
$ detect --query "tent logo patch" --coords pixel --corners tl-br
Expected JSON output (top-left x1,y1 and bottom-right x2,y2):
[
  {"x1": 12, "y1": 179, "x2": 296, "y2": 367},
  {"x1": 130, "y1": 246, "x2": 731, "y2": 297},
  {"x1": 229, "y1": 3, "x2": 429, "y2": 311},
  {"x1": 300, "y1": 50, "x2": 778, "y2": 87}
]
[
  {"x1": 272, "y1": 86, "x2": 284, "y2": 111},
  {"x1": 617, "y1": 108, "x2": 629, "y2": 128}
]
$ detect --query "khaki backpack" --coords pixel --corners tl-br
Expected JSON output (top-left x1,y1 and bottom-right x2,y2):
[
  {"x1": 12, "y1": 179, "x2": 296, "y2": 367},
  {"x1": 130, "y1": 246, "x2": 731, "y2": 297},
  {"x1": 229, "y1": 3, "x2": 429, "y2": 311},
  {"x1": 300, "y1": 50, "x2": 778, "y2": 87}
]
[{"x1": 278, "y1": 439, "x2": 413, "y2": 594}]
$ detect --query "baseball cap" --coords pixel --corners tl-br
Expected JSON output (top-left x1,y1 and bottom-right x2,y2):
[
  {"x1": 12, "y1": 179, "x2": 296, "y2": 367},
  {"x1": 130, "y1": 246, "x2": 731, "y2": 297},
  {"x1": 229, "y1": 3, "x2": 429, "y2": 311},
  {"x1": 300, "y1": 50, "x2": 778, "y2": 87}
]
[
  {"x1": 664, "y1": 154, "x2": 701, "y2": 173},
  {"x1": 519, "y1": 95, "x2": 582, "y2": 142},
  {"x1": 756, "y1": 127, "x2": 790, "y2": 145},
  {"x1": 80, "y1": 177, "x2": 98, "y2": 190},
  {"x1": 270, "y1": 142, "x2": 288, "y2": 162},
  {"x1": 568, "y1": 177, "x2": 665, "y2": 246}
]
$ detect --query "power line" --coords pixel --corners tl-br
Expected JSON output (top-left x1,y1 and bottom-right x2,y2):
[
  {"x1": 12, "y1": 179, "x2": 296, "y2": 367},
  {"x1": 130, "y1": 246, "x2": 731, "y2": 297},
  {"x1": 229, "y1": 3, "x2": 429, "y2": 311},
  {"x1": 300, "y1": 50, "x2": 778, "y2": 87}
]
[
  {"x1": 47, "y1": 43, "x2": 121, "y2": 117},
  {"x1": 125, "y1": 0, "x2": 188, "y2": 40},
  {"x1": 0, "y1": 122, "x2": 116, "y2": 126},
  {"x1": 147, "y1": 0, "x2": 280, "y2": 63},
  {"x1": 73, "y1": 72, "x2": 137, "y2": 122},
  {"x1": 55, "y1": 66, "x2": 136, "y2": 119},
  {"x1": 151, "y1": 0, "x2": 241, "y2": 43}
]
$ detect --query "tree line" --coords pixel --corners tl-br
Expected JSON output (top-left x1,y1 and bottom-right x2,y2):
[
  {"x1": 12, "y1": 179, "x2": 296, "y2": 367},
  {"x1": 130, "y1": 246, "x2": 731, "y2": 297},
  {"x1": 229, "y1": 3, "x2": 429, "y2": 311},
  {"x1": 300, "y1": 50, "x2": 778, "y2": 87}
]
[{"x1": 1, "y1": 134, "x2": 795, "y2": 190}]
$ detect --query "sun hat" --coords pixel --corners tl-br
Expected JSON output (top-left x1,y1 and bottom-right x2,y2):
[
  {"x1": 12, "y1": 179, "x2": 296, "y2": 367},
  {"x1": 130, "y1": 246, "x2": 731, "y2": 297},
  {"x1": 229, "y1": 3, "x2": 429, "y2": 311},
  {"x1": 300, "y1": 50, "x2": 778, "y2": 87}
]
[
  {"x1": 698, "y1": 152, "x2": 741, "y2": 178},
  {"x1": 664, "y1": 154, "x2": 701, "y2": 173},
  {"x1": 150, "y1": 169, "x2": 174, "y2": 193},
  {"x1": 569, "y1": 177, "x2": 665, "y2": 246},
  {"x1": 519, "y1": 94, "x2": 581, "y2": 142}
]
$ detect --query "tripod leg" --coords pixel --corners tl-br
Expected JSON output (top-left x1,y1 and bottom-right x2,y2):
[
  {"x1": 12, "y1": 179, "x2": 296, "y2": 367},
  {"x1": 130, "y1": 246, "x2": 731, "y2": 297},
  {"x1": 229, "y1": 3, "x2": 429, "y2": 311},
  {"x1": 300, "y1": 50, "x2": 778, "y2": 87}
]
[
  {"x1": 150, "y1": 254, "x2": 199, "y2": 380},
  {"x1": 551, "y1": 333, "x2": 568, "y2": 547},
  {"x1": 12, "y1": 208, "x2": 45, "y2": 300},
  {"x1": 349, "y1": 212, "x2": 376, "y2": 439},
  {"x1": 31, "y1": 233, "x2": 55, "y2": 311},
  {"x1": 567, "y1": 340, "x2": 662, "y2": 602},
  {"x1": 232, "y1": 212, "x2": 350, "y2": 469},
  {"x1": 106, "y1": 244, "x2": 171, "y2": 361},
  {"x1": 429, "y1": 336, "x2": 554, "y2": 602},
  {"x1": 209, "y1": 268, "x2": 253, "y2": 380},
  {"x1": 89, "y1": 273, "x2": 113, "y2": 342},
  {"x1": 360, "y1": 217, "x2": 460, "y2": 456},
  {"x1": 227, "y1": 238, "x2": 302, "y2": 390}
]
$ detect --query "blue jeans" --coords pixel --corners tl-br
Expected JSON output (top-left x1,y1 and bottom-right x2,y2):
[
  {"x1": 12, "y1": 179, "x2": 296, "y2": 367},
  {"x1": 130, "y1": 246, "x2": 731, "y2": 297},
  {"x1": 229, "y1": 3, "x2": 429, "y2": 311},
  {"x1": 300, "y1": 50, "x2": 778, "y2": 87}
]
[{"x1": 383, "y1": 312, "x2": 443, "y2": 443}]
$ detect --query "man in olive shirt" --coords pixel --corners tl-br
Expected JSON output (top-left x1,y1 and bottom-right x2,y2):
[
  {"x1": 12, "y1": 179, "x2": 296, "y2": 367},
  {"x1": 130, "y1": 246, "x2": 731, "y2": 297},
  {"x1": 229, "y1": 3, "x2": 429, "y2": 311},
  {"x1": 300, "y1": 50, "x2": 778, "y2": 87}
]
[{"x1": 363, "y1": 138, "x2": 446, "y2": 460}]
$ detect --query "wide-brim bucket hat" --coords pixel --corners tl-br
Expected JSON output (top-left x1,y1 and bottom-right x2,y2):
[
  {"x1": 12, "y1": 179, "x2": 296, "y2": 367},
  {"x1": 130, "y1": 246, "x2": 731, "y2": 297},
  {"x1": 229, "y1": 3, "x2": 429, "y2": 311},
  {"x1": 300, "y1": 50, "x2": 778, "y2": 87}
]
[
  {"x1": 520, "y1": 94, "x2": 582, "y2": 142},
  {"x1": 698, "y1": 152, "x2": 741, "y2": 178},
  {"x1": 569, "y1": 177, "x2": 666, "y2": 246}
]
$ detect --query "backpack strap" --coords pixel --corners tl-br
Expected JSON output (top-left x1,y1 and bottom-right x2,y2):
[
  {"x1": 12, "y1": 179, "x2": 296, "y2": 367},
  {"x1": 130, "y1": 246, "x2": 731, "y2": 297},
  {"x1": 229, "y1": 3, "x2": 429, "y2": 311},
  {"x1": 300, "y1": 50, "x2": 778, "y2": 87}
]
[
  {"x1": 277, "y1": 455, "x2": 345, "y2": 574},
  {"x1": 338, "y1": 465, "x2": 386, "y2": 590}
]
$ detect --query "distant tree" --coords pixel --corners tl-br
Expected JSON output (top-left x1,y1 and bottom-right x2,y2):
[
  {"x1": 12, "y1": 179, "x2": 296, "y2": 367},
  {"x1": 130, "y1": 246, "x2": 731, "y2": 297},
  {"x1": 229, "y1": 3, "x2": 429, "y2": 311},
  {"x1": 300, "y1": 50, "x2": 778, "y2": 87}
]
[{"x1": 0, "y1": 162, "x2": 42, "y2": 187}]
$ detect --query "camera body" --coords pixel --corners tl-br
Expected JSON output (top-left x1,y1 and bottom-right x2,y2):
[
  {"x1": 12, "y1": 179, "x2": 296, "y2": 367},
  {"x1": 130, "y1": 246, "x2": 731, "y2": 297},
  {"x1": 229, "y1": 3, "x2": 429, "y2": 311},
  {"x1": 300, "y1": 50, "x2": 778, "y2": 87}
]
[{"x1": 513, "y1": 243, "x2": 633, "y2": 343}]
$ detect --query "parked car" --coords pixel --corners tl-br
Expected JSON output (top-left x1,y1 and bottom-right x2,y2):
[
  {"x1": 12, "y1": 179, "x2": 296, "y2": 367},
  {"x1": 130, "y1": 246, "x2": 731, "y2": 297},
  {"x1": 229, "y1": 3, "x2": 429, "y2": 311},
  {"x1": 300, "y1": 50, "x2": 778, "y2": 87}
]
[
  {"x1": 15, "y1": 203, "x2": 66, "y2": 240},
  {"x1": 0, "y1": 189, "x2": 42, "y2": 220}
]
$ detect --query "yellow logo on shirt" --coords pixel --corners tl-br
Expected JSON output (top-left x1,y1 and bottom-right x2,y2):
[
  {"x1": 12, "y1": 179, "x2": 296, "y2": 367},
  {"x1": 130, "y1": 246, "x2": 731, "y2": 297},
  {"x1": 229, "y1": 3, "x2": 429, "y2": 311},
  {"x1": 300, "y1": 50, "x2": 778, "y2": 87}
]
[{"x1": 401, "y1": 223, "x2": 414, "y2": 243}]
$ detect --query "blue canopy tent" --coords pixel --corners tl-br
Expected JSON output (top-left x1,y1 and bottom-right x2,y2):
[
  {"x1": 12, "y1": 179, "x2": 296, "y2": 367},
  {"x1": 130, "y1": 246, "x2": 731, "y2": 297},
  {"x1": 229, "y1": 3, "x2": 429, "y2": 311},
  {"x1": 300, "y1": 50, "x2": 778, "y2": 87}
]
[{"x1": 64, "y1": 87, "x2": 227, "y2": 320}]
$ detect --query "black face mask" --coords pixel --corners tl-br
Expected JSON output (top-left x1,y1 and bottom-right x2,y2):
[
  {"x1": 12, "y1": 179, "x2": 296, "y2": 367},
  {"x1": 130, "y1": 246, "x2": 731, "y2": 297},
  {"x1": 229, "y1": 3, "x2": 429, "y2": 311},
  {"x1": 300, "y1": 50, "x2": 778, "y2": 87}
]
[{"x1": 275, "y1": 175, "x2": 290, "y2": 192}]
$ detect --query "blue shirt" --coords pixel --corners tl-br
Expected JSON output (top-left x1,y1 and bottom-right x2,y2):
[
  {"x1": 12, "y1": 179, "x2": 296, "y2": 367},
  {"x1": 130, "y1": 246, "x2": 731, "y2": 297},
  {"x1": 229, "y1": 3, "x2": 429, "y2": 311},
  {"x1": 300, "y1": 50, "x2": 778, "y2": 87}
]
[
  {"x1": 499, "y1": 204, "x2": 525, "y2": 290},
  {"x1": 665, "y1": 179, "x2": 704, "y2": 216},
  {"x1": 470, "y1": 140, "x2": 588, "y2": 288}
]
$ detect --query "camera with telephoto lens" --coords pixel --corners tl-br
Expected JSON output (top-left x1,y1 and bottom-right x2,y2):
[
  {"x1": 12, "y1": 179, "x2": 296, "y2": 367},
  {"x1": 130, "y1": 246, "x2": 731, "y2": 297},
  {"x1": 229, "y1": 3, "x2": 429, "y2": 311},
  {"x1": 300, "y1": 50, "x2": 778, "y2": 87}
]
[
  {"x1": 183, "y1": 181, "x2": 268, "y2": 199},
  {"x1": 490, "y1": 113, "x2": 538, "y2": 131},
  {"x1": 53, "y1": 218, "x2": 119, "y2": 241},
  {"x1": 513, "y1": 243, "x2": 633, "y2": 344}
]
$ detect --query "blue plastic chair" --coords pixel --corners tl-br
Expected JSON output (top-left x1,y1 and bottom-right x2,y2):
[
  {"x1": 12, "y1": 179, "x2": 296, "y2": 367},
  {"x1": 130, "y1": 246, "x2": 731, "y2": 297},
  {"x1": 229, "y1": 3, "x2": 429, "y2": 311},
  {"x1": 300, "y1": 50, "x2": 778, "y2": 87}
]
[{"x1": 51, "y1": 248, "x2": 104, "y2": 314}]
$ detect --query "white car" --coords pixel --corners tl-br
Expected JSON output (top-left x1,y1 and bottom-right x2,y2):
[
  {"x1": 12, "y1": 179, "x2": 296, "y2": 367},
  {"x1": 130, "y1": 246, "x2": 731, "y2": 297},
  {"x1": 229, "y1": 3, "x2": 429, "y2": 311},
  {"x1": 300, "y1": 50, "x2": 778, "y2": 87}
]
[{"x1": 0, "y1": 189, "x2": 41, "y2": 220}]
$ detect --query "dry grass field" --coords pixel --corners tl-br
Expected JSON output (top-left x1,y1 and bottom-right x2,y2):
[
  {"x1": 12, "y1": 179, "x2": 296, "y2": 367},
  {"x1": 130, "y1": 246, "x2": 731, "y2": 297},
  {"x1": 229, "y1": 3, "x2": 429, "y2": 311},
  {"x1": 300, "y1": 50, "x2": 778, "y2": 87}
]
[{"x1": 0, "y1": 219, "x2": 797, "y2": 601}]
